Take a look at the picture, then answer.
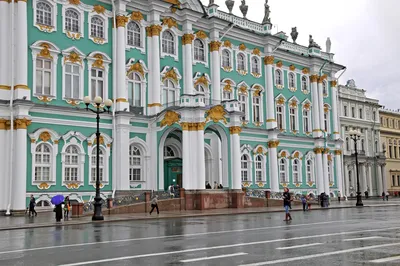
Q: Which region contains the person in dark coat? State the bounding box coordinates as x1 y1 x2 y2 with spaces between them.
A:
55 203 63 222
282 187 292 221
64 196 71 220
29 195 37 217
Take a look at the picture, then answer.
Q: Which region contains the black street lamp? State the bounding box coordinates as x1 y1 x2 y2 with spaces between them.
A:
349 129 363 207
83 96 112 220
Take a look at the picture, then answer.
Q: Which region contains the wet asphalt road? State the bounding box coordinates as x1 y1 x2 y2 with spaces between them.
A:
0 206 400 265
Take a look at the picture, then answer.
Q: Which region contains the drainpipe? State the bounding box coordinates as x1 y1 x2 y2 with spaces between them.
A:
6 0 15 215
219 23 235 41
110 0 117 196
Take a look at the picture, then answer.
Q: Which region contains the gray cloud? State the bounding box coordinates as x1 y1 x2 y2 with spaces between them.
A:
200 0 400 108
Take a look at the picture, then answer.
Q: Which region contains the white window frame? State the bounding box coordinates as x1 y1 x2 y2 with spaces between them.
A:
250 55 261 77
306 159 314 182
301 75 309 94
238 93 249 122
160 66 182 106
322 80 328 97
126 20 146 54
279 158 288 183
289 101 299 132
88 12 109 44
324 105 331 133
253 96 261 124
292 158 302 184
61 131 86 188
87 133 112 186
276 95 286 131
127 72 144 107
193 37 209 67
62 5 84 39
236 51 248 75
221 48 233 72
328 160 334 183
129 145 143 182
62 48 85 102
275 69 283 88
302 107 312 134
288 72 297 91
193 72 211 105
254 154 266 182
241 154 251 182
160 28 180 61
221 79 236 101
87 52 111 101
33 0 57 33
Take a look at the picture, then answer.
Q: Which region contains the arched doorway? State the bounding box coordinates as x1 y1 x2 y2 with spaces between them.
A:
160 129 183 191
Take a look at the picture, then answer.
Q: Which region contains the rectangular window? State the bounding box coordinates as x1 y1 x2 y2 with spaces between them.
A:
223 91 232 100
289 108 296 131
303 110 309 133
253 97 260 123
359 108 363 119
324 113 328 132
65 64 80 99
392 175 396 186
373 111 376 121
398 175 400 186
91 69 104 99
241 161 248 181
351 107 355 118
239 94 247 121
344 106 348 116
277 106 283 130
130 168 141 181
128 81 141 107
36 58 52 95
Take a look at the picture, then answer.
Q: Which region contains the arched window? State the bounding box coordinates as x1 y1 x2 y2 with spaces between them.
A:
323 81 328 96
303 109 310 133
222 50 231 68
162 79 176 107
241 155 249 181
251 57 260 74
65 9 79 33
36 1 52 26
289 73 296 88
275 70 283 85
127 21 141 47
255 155 263 181
127 72 142 107
346 137 350 151
164 146 175 157
277 105 284 130
162 31 175 55
293 159 300 183
129 145 142 181
306 160 313 182
64 145 79 182
91 16 104 38
237 53 246 71
195 84 208 104
301 76 308 91
279 158 287 183
91 148 104 182
194 39 205 62
35 143 51 181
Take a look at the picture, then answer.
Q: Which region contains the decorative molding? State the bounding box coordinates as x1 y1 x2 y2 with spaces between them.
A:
302 68 309 74
93 5 105 14
264 56 274 65
115 15 129 28
15 118 32 129
268 140 280 148
223 40 232 48
239 43 246 51
229 126 242 135
181 33 195 45
310 74 318 83
160 111 180 127
145 24 162 37
205 105 227 124
130 11 144 21
210 41 221 52
252 48 261 56
195 30 207 39
162 17 178 29
276 61 283 68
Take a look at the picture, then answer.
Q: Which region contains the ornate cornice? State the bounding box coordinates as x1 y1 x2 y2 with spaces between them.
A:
181 33 195 45
229 126 242 135
210 41 221 52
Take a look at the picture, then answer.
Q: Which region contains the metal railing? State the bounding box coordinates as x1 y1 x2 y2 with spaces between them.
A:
113 192 146 207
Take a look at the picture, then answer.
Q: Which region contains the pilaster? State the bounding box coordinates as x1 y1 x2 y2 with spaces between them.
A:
146 24 162 115
310 75 321 137
344 163 350 196
360 163 367 193
210 29 221 102
330 80 339 139
367 164 373 195
314 147 324 194
382 163 387 192
0 1 9 101
114 14 129 111
114 114 130 190
264 56 277 129
317 75 326 132
377 164 383 195
196 123 206 189
334 150 343 195
0 119 9 210
230 126 242 190
322 148 330 195
267 138 279 192
182 22 194 95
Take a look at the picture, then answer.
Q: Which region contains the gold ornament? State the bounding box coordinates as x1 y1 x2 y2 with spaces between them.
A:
147 103 162 107
324 104 329 113
239 43 246 51
239 86 247 95
194 75 208 87
256 147 263 154
14 118 31 129
163 0 181 6
93 5 106 14
162 68 178 83
276 97 285 105
268 140 280 148
264 56 274 65
314 147 324 154
160 110 180 127
39 43 53 59
66 31 81 40
127 61 145 77
334 150 342 155
276 61 283 68
310 74 319 83
223 40 232 48
205 105 228 124
307 181 315 187
39 131 51 142
303 102 311 110
114 15 129 28
145 25 162 37
130 11 144 21
92 54 104 69
229 126 242 135
195 30 207 39
181 33 194 45
223 80 232 92
280 151 287 158
331 80 337 87
289 65 296 71
318 74 328 83
253 87 261 97
302 68 309 74
289 101 297 108
38 182 50 190
162 17 178 29
67 183 79 189
293 151 300 158
210 41 221 52
68 0 80 5
64 52 82 65
94 135 104 145
252 48 261 56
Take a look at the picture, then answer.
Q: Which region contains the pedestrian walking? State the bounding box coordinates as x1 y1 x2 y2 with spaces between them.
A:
149 195 159 215
213 181 218 189
306 195 312 210
301 195 307 211
29 195 37 217
283 187 292 221
63 196 71 220
206 182 212 189
168 184 175 198
337 191 341 203
386 191 389 201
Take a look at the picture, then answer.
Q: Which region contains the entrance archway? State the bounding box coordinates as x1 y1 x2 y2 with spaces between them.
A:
159 128 182 191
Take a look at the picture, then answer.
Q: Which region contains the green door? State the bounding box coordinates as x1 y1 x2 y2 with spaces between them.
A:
164 158 183 191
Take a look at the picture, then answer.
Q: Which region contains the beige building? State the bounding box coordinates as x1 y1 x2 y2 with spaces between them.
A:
380 109 400 195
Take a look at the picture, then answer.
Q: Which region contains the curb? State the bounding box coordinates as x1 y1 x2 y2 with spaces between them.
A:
0 204 399 232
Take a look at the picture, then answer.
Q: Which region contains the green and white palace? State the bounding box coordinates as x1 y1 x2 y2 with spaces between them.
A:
0 0 346 212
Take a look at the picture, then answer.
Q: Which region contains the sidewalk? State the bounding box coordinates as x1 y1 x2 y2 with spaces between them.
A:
0 198 399 231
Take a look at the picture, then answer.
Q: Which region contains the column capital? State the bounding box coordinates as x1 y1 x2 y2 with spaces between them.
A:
268 140 280 148
181 122 206 131
331 80 338 87
181 33 195 45
323 148 330 154
229 126 242 135
14 118 32 130
0 119 9 130
146 24 162 37
210 41 222 52
334 150 342 155
114 15 129 28
318 74 328 83
310 74 319 83
264 56 274 65
314 147 324 154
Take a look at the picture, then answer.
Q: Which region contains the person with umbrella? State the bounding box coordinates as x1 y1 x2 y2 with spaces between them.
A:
51 195 64 222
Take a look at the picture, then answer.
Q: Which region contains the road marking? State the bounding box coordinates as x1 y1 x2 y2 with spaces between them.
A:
58 227 400 266
343 236 383 242
239 243 400 266
276 243 322 250
180 252 247 263
370 255 400 263
0 220 348 255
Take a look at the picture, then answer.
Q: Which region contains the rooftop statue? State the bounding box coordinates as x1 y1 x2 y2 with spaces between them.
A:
239 0 248 19
326 37 331 53
308 35 321 49
346 79 356 88
291 27 298 44
225 0 234 14
262 0 271 24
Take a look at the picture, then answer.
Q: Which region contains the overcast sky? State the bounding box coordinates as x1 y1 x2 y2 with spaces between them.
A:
200 0 400 109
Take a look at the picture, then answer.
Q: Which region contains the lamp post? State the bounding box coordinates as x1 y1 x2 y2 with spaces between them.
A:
83 96 112 220
349 129 363 207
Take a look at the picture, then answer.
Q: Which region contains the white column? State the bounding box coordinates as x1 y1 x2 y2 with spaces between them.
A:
114 115 130 190
315 148 324 194
147 24 162 115
268 140 279 192
344 163 350 196
377 164 383 195
367 164 373 195
230 126 242 190
211 135 221 185
146 30 153 112
331 81 339 139
115 16 129 111
197 127 205 189
317 79 325 132
210 30 221 102
360 163 367 193
351 165 356 190
310 75 321 137
335 150 343 195
322 151 330 194
182 125 194 189
264 56 277 129
0 1 9 100
0 121 6 210
14 0 29 100
12 119 31 210
182 24 194 95
382 164 387 192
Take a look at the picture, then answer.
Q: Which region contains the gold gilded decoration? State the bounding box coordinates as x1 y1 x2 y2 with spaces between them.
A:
116 98 128 103
160 110 180 127
93 135 104 145
210 41 221 52
0 119 9 130
223 40 232 48
14 84 30 90
254 121 262 127
39 131 51 142
54 140 59 144
0 85 11 90
38 25 54 33
280 151 287 158
334 150 342 155
328 154 332 161
68 0 80 5
266 119 276 122
237 69 248 76
38 96 52 102
239 43 246 51
264 56 274 65
206 105 228 124
180 122 205 131
276 97 285 105
318 74 328 83
30 139 36 143
229 126 242 135
223 66 232 72
145 25 162 37
93 37 105 44
147 103 163 107
162 68 178 83
256 147 263 154
38 182 50 190
331 80 337 87
276 61 283 68
127 62 145 77
195 30 207 39
107 143 111 147
253 86 261 97
162 17 178 29
66 31 81 40
223 80 232 92
281 183 288 188
130 11 144 21
324 148 330 154
64 52 82 65
314 147 324 154
163 0 181 6
303 102 311 110
324 104 329 113
242 182 250 188
258 182 265 188
251 72 261 78
329 182 334 187
289 101 297 108
88 141 92 146
310 74 318 83
181 33 195 45
171 6 177 13
268 140 280 148
239 86 247 95
93 5 106 14
307 181 315 187
92 54 104 69
115 15 129 28
293 151 300 159
302 68 309 74
66 183 80 189
252 48 261 56
194 75 209 87
289 65 296 71
39 43 53 59
15 118 31 130
295 183 301 188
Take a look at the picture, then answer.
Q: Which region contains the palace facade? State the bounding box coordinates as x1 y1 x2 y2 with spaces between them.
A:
0 0 345 212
